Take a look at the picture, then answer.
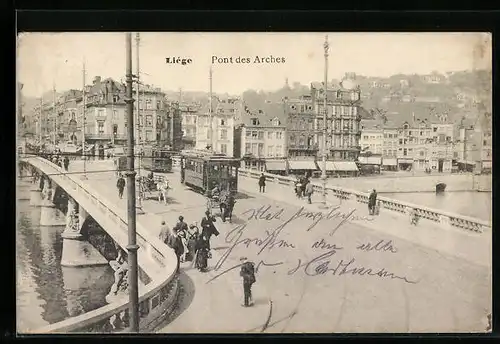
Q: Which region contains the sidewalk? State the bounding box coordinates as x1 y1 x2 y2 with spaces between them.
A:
68 161 271 333
238 177 491 268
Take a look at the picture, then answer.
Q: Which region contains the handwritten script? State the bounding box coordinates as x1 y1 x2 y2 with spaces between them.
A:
208 205 417 285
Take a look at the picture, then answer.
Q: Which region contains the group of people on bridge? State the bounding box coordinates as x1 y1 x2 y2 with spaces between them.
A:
160 211 219 274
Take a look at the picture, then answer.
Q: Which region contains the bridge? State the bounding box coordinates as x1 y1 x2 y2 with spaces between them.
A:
19 156 492 333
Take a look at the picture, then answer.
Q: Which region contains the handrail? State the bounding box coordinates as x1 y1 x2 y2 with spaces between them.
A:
23 157 179 333
238 168 490 233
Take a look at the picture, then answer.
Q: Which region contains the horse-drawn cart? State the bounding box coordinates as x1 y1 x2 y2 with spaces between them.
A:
137 174 171 203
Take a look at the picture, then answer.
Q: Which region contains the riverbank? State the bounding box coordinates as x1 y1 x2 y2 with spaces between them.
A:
326 173 491 193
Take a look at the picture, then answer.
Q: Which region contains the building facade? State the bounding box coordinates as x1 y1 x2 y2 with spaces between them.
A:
179 102 200 150
238 102 287 172
310 79 362 161
195 96 239 156
283 96 318 159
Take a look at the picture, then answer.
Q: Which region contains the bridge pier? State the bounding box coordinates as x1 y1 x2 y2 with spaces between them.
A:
60 196 109 267
29 185 43 206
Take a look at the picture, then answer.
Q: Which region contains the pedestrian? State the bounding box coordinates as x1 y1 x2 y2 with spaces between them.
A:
63 156 70 171
201 210 219 249
159 220 171 243
304 181 314 204
116 174 126 199
167 231 185 273
184 224 199 262
173 216 188 236
258 173 266 193
240 257 256 307
194 234 210 272
368 189 377 215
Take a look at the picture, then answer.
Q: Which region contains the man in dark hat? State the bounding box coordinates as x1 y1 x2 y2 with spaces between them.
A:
240 257 256 307
173 215 188 236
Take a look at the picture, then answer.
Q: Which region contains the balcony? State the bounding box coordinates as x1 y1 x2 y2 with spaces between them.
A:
288 144 319 151
84 133 127 141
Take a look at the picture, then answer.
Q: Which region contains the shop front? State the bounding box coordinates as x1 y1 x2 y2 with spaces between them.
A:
357 156 382 175
287 160 318 178
265 159 287 176
321 161 359 178
397 158 414 171
382 157 398 171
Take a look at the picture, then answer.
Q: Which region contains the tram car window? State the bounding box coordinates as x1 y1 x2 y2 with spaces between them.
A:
180 150 240 196
140 145 174 173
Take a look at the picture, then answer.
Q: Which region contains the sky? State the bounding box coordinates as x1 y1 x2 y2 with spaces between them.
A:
17 32 492 98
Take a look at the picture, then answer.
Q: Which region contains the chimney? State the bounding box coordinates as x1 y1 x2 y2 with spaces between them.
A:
93 76 101 84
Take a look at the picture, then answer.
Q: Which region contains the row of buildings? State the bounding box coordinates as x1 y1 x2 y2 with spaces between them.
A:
22 74 491 176
23 76 183 151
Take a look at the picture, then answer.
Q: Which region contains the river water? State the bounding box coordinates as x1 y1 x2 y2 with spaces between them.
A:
16 181 115 333
381 191 492 222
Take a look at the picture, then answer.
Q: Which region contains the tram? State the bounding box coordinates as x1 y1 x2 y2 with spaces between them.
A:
180 150 240 195
141 146 174 173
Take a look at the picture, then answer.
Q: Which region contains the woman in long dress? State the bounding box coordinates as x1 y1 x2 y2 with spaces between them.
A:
194 234 210 272
185 224 199 262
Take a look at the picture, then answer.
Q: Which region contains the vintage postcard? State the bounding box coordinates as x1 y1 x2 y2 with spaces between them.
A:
16 32 492 334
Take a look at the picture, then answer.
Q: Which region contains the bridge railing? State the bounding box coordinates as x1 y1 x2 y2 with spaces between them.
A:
238 168 490 234
24 157 179 333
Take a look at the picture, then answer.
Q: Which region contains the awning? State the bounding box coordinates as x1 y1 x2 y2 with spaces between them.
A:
482 161 492 168
382 158 397 166
265 160 287 171
398 158 413 164
358 156 382 165
458 160 477 165
322 161 359 172
288 160 318 171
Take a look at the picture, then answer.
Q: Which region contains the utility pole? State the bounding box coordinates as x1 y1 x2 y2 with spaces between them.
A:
135 33 143 210
53 82 57 146
209 65 213 151
82 60 87 179
125 32 140 333
39 97 43 144
320 35 329 209
135 33 141 146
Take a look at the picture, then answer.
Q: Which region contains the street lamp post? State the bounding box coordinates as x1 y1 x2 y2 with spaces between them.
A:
125 32 140 333
320 35 329 209
82 61 88 179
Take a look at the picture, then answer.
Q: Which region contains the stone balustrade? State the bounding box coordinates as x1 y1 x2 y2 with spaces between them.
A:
22 157 179 333
238 168 490 234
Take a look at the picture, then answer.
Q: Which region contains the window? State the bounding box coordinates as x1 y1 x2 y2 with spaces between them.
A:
258 143 264 156
220 144 227 154
146 131 153 141
146 115 153 127
268 145 274 157
98 121 104 134
403 148 407 156
433 127 437 132
251 118 259 125
267 132 273 139
245 143 251 153
146 99 152 110
483 140 487 146
220 119 225 126
276 131 282 139
206 130 210 139
399 139 403 144
113 95 119 103
220 129 227 140
273 118 280 126
258 131 264 140
409 131 412 136
98 109 105 117
251 131 258 139
251 143 258 155
276 145 282 156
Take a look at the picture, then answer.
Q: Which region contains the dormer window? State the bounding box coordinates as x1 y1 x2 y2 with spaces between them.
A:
272 118 281 126
251 118 260 126
403 123 409 129
113 95 119 103
258 110 263 114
